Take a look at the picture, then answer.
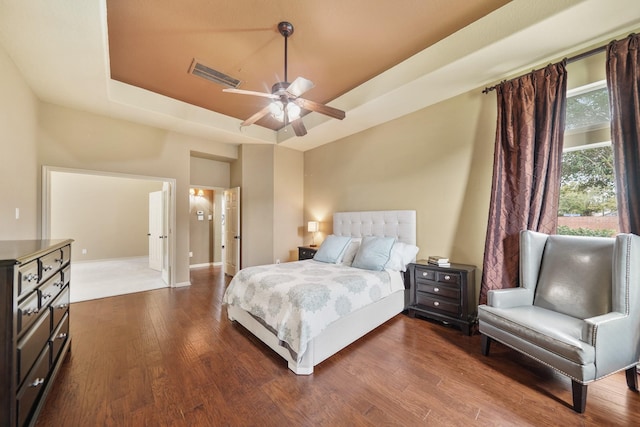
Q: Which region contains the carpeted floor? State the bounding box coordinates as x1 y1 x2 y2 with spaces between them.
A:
70 257 168 302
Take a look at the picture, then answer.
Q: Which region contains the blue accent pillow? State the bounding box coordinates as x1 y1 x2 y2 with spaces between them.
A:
313 235 353 263
352 236 396 271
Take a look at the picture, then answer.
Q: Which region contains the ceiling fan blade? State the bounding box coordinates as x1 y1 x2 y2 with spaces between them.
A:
291 118 307 136
241 105 272 127
223 88 278 99
294 98 346 120
286 77 314 98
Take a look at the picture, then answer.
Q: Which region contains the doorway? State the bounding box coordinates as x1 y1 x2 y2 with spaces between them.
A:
42 166 176 301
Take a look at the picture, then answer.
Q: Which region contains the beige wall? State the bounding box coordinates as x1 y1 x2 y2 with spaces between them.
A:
274 146 304 262
190 156 230 188
50 172 163 261
235 144 304 267
0 43 39 239
305 88 497 288
37 102 238 286
238 145 275 267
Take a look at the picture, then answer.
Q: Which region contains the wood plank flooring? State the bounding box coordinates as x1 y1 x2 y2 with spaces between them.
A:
36 266 640 426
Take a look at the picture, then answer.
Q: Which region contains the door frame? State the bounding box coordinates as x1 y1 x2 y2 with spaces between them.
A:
41 165 177 286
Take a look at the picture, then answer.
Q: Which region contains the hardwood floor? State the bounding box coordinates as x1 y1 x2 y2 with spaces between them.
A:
36 266 640 426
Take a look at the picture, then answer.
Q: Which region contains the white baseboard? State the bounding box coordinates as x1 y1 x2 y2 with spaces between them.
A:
173 281 191 288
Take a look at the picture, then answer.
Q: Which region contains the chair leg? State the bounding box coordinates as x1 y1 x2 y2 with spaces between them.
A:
571 380 587 413
625 366 638 391
481 334 491 356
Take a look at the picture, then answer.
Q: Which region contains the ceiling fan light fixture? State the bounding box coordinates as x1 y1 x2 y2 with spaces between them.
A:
269 101 285 121
287 102 301 121
269 100 301 122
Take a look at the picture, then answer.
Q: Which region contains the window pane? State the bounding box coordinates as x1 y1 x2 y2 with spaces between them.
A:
565 86 610 131
557 145 618 237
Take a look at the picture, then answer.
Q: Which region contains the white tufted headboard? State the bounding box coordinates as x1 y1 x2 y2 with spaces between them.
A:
332 210 416 245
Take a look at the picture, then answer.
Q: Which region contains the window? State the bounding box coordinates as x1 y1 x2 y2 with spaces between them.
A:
558 81 618 237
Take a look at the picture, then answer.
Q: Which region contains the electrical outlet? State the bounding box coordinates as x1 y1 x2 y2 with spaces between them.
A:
189 251 193 257
82 249 87 255
275 259 280 264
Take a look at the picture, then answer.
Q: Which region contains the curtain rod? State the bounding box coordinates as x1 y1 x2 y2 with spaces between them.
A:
481 44 608 94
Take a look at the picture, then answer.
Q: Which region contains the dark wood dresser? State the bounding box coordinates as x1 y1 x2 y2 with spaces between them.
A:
0 239 73 427
298 246 318 260
407 260 477 335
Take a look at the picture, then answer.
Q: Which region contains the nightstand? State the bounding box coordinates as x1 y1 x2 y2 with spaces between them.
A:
298 246 317 260
407 261 477 335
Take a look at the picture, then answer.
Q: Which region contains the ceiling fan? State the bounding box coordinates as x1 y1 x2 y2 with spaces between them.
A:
223 21 346 137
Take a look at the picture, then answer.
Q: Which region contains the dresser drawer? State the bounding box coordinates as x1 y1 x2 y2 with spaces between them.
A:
17 310 51 386
50 286 70 330
18 260 40 298
16 346 50 427
39 272 64 309
50 313 69 366
416 282 460 300
17 292 40 337
39 249 63 284
62 264 71 286
60 245 71 266
415 293 460 316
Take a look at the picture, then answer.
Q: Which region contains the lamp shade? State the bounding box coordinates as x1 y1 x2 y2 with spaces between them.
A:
307 221 319 233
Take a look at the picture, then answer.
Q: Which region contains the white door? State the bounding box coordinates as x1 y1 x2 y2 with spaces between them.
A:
223 187 240 276
148 191 163 272
161 182 170 283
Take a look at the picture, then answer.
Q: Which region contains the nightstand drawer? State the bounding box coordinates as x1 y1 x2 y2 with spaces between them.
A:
416 282 459 300
416 293 459 315
415 268 436 281
437 271 460 285
298 246 317 260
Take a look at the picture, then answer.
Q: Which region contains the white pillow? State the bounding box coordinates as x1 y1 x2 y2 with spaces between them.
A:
339 238 362 266
352 236 396 271
384 241 420 271
313 235 352 263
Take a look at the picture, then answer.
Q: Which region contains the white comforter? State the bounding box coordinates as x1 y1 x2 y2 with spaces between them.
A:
223 260 398 361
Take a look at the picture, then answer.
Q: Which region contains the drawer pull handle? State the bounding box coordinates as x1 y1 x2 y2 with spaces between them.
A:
56 332 68 340
24 308 39 316
444 275 450 280
422 272 428 277
54 258 64 264
433 301 440 307
29 378 45 388
434 287 439 292
54 281 64 288
42 293 53 301
25 273 39 282
57 303 68 309
43 265 53 272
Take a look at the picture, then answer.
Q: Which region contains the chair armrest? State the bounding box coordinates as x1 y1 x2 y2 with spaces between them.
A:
582 312 638 375
581 312 627 344
487 287 534 308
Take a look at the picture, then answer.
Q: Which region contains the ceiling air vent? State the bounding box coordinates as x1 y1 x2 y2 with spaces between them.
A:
188 59 241 89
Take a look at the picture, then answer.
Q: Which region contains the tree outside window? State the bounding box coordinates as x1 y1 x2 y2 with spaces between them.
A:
558 82 618 237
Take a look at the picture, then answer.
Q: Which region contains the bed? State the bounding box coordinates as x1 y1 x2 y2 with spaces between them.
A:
223 210 417 374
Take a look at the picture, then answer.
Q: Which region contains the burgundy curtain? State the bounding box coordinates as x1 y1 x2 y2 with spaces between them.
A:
479 62 567 305
607 33 640 235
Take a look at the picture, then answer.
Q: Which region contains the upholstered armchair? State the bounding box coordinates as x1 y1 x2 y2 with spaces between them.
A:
479 230 640 413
